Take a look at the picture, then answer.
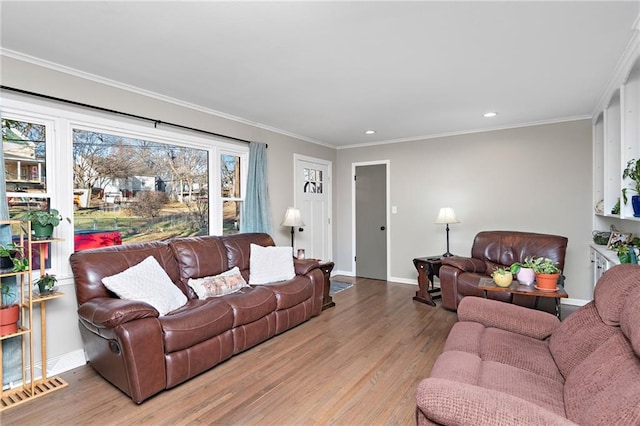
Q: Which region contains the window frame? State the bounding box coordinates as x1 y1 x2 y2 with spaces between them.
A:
2 96 249 278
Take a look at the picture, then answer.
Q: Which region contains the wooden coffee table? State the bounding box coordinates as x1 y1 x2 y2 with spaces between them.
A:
478 278 568 319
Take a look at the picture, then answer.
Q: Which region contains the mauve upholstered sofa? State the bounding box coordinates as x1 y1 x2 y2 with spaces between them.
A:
70 233 326 403
416 263 640 425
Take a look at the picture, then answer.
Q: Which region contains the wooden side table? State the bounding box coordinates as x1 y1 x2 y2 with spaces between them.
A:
318 261 335 310
413 256 442 306
478 278 568 319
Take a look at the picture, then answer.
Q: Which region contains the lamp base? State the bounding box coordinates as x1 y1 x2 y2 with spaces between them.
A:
442 252 454 257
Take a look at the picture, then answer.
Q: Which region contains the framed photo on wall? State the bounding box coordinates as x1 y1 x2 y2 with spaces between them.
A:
607 231 633 249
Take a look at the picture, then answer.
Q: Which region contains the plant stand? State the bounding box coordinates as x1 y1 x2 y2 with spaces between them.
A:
0 223 67 411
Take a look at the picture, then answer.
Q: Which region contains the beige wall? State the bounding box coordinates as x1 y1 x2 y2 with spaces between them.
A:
336 120 594 301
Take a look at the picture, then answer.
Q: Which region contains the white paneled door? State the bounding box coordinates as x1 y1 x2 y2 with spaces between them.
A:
294 155 332 261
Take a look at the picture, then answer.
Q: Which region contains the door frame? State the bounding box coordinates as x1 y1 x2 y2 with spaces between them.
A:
293 154 333 261
352 160 390 280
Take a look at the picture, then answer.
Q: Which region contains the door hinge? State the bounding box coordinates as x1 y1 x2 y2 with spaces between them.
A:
354 256 356 262
354 175 356 181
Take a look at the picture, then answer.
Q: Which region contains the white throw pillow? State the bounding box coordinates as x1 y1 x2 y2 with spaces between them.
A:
249 244 295 285
102 256 187 316
189 266 249 298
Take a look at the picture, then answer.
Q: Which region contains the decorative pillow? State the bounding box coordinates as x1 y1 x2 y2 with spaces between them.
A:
102 256 187 316
249 243 295 285
188 266 249 298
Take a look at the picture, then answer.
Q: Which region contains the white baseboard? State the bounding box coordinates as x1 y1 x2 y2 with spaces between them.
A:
4 349 86 391
562 298 589 307
331 269 353 277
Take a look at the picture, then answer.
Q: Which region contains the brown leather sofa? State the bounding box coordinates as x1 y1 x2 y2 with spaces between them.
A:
439 231 568 313
416 264 640 425
69 233 326 403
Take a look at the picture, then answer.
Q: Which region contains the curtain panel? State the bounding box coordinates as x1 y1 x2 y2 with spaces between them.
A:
241 142 271 234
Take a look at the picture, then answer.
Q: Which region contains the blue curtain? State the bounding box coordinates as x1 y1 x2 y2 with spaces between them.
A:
0 132 21 386
241 142 271 234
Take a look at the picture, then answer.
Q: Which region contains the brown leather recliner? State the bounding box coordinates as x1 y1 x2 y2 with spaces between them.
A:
439 230 568 313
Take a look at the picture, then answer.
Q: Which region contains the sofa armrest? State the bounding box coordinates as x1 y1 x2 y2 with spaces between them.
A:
416 378 576 426
441 256 487 274
458 296 560 339
78 297 159 329
293 258 321 276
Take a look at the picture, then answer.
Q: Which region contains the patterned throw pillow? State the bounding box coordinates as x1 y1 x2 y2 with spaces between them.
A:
189 267 249 298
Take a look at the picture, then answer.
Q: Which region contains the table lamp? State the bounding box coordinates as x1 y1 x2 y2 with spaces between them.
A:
435 207 460 257
281 207 305 248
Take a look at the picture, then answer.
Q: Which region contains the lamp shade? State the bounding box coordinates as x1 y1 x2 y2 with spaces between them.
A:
281 207 305 227
435 207 460 224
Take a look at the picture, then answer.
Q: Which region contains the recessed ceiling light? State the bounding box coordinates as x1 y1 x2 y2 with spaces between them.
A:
364 130 376 135
483 112 498 118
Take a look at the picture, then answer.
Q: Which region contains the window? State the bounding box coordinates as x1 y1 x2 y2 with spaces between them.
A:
2 99 248 272
72 129 211 248
221 153 242 234
3 118 51 218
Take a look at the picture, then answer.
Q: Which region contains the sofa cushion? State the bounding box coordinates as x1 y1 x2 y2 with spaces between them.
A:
261 276 313 310
101 256 187 316
248 243 295 284
549 301 618 378
444 321 563 383
188 267 249 298
223 286 277 327
221 233 275 277
563 331 640 425
159 298 234 353
620 286 640 357
594 263 640 325
169 235 229 292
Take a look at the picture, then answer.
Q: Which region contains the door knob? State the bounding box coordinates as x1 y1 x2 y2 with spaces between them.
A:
380 226 386 231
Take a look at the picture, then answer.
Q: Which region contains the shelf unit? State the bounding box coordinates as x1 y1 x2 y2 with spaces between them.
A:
0 221 67 411
593 19 640 244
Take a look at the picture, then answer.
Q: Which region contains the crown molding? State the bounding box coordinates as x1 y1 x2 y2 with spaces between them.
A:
0 49 335 149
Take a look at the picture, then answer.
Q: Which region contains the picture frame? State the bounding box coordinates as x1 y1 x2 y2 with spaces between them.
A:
607 231 633 249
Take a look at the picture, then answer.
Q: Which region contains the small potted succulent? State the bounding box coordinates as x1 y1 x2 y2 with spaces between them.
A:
22 208 70 240
35 273 58 295
491 267 513 288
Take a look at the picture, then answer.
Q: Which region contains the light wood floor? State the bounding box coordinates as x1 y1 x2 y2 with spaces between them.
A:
2 277 459 426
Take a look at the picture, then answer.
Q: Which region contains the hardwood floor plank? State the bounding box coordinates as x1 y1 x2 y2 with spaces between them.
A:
1 278 458 425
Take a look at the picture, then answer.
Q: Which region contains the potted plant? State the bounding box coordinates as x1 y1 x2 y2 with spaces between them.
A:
0 282 19 336
22 208 70 240
35 273 57 294
0 243 28 272
531 257 562 291
509 257 537 285
491 267 513 287
622 158 640 217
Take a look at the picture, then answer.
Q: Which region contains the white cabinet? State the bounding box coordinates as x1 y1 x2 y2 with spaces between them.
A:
590 245 618 289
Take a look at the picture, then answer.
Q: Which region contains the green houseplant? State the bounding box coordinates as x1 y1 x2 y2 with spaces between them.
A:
622 158 640 217
509 257 537 285
35 273 57 294
0 243 29 272
491 267 513 288
0 282 19 336
531 257 561 291
22 208 70 240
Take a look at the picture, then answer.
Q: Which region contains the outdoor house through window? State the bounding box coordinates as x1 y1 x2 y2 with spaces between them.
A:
72 129 211 250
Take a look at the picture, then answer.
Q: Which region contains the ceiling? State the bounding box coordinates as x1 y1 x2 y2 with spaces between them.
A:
1 1 638 148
